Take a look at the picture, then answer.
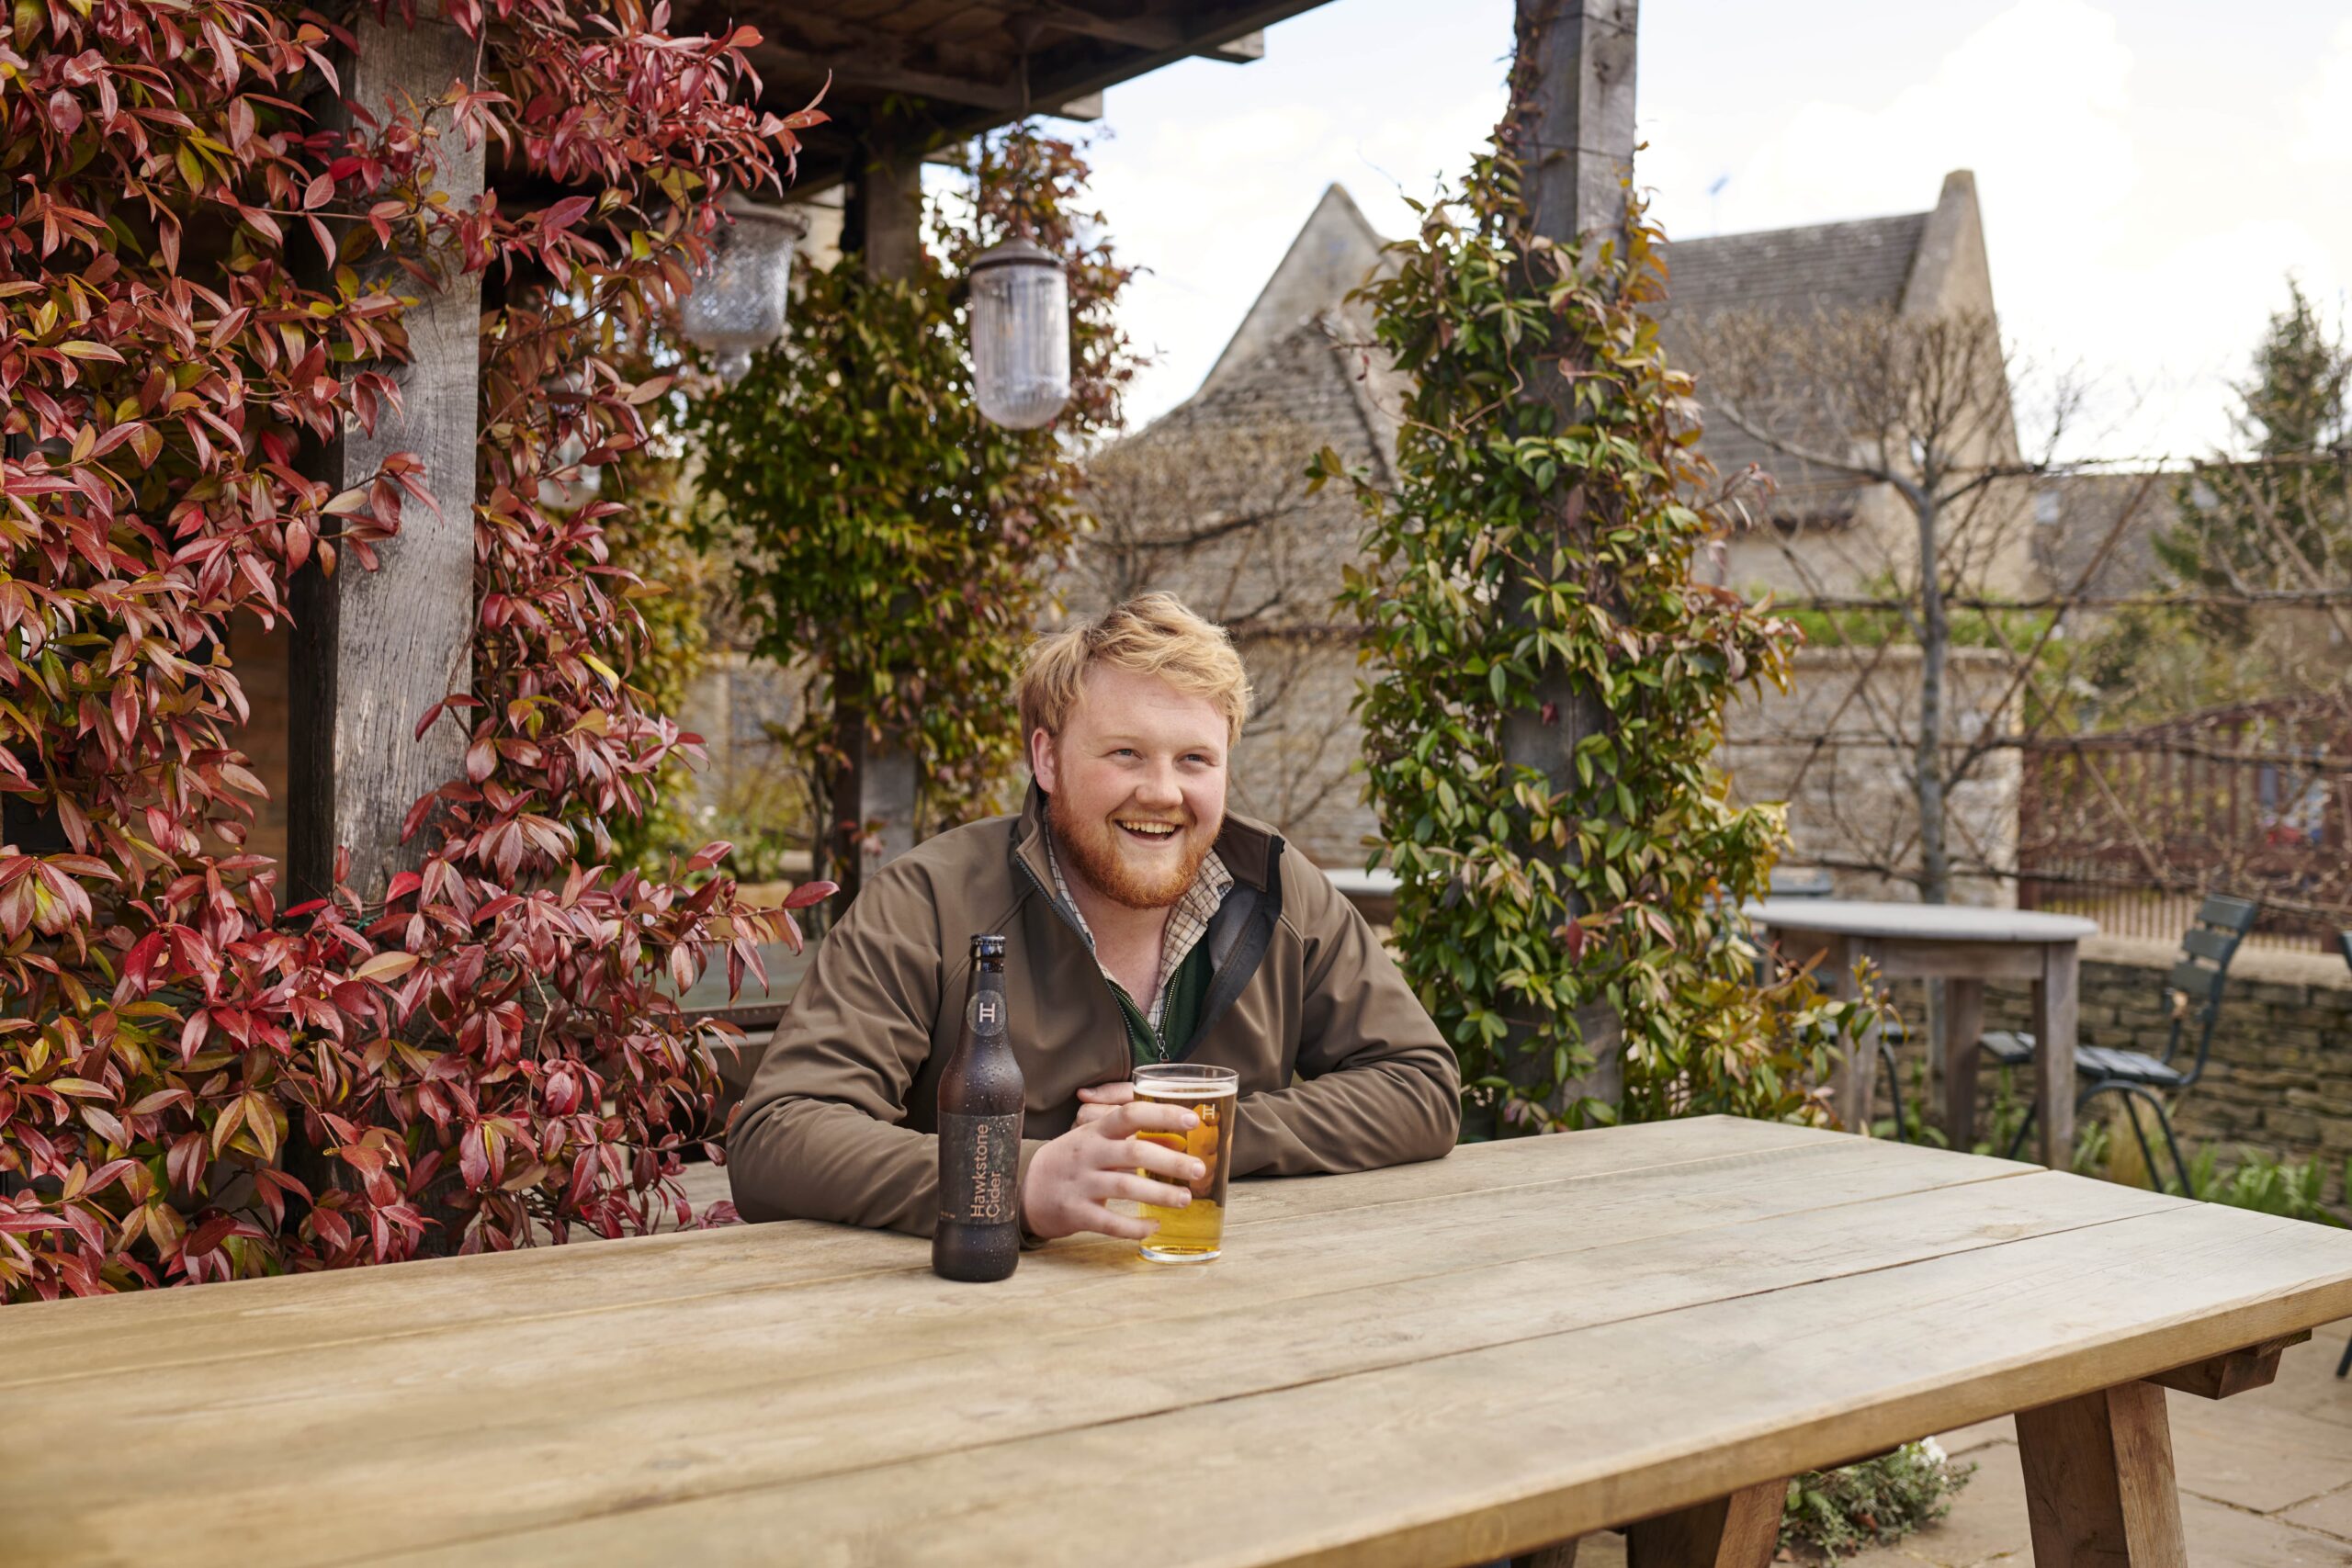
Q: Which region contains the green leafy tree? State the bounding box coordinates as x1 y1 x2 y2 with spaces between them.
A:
1318 134 1835 1133
2153 279 2350 648
2084 281 2352 724
692 130 1137 883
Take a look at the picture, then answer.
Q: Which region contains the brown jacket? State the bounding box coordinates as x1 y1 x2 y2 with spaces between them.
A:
729 789 1460 1235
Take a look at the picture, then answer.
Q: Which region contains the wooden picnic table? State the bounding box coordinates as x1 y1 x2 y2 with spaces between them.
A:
1750 897 2099 1168
6 1116 2350 1566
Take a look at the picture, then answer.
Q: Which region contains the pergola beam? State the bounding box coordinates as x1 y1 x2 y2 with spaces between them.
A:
1031 1 1185 51
752 41 1104 118
1031 2 1263 61
755 42 1026 114
734 1 1329 198
1498 0 1639 1120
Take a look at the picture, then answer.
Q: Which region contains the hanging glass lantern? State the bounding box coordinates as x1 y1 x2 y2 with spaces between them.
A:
679 197 808 381
969 237 1070 430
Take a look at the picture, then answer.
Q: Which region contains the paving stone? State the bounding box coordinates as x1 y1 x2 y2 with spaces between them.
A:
1840 1439 2352 1568
2179 1495 2352 1565
1570 1530 1625 1566
2170 1379 2352 1514
2284 1484 2352 1542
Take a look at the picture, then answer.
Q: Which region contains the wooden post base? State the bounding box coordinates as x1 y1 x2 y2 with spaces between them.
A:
1625 1477 1787 1568
2017 1382 2187 1565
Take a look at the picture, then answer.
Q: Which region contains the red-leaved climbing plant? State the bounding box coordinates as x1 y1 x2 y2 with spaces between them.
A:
0 0 826 1300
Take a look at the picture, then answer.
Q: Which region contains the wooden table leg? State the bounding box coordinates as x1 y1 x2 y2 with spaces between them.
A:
1624 1477 1786 1568
2016 1382 2186 1565
2033 941 2080 1170
1942 976 1984 1151
1508 1540 1579 1567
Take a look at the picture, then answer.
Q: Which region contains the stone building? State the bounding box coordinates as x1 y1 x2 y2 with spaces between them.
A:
1663 170 2034 604
220 174 2036 899
1081 173 2035 897
1060 184 1405 868
1666 172 2032 903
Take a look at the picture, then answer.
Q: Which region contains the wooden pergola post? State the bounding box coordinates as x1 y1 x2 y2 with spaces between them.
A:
1500 0 1638 1117
289 14 482 906
823 143 925 903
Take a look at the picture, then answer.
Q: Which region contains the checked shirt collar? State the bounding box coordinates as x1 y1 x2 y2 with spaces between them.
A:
1044 827 1233 1031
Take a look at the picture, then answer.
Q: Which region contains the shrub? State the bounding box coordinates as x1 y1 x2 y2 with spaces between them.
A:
1317 114 1808 1131
1781 1439 1974 1562
0 0 825 1298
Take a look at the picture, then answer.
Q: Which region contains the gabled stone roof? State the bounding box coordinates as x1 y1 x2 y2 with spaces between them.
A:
1200 183 1391 398
1658 213 1930 516
1666 212 1930 325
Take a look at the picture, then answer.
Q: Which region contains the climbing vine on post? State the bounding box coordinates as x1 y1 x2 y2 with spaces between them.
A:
0 0 825 1301
693 129 1138 861
1320 140 1836 1134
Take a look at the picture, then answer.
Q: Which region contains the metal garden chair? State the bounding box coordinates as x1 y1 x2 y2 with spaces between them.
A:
1980 893 2261 1192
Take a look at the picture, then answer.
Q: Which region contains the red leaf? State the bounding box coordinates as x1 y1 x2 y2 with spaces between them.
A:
540 195 593 232
781 880 838 910
186 1214 235 1257
1560 919 1588 961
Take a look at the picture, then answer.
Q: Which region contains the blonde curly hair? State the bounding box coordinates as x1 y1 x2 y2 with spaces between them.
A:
1018 594 1253 748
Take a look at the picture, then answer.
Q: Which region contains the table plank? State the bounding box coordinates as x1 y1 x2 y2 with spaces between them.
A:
375 1201 2352 1568
0 1115 1830 1391
8 1153 2151 1565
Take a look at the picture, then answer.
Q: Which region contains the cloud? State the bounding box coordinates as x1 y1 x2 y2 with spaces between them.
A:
1646 0 2134 247
1640 0 2350 458
2294 18 2352 164
1088 0 2349 457
1094 90 1504 427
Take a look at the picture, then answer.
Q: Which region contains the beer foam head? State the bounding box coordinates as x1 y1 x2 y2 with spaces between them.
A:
1134 1066 1238 1098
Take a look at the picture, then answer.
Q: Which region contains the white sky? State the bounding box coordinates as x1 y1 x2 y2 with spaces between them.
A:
1080 0 2352 462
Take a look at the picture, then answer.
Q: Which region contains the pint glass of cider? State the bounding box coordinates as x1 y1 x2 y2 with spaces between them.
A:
1132 1063 1238 1263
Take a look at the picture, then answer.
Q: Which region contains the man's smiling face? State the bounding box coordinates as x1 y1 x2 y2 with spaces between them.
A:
1032 663 1229 910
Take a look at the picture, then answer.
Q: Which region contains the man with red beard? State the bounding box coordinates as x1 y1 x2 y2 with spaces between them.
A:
729 594 1459 1243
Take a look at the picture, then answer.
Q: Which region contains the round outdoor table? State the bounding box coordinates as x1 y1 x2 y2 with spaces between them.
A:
1747 899 2099 1168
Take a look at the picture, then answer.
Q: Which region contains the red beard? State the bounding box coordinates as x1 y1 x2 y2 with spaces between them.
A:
1047 786 1218 910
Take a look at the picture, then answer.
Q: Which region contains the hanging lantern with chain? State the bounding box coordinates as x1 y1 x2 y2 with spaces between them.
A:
679 196 809 381
968 234 1070 430
967 19 1072 432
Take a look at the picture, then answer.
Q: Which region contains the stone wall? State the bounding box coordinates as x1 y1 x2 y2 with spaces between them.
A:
1936 937 2352 1197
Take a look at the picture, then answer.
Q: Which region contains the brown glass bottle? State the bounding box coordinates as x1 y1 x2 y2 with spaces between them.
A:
933 933 1025 1281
